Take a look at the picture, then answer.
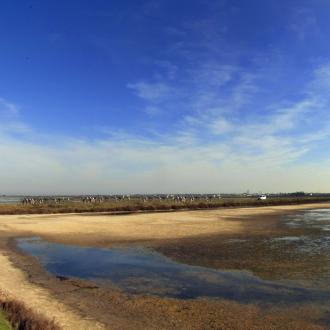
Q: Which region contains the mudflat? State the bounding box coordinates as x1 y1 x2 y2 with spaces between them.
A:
0 203 330 329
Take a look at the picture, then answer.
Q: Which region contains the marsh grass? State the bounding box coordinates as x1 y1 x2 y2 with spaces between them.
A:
0 300 60 330
0 197 329 215
0 311 11 330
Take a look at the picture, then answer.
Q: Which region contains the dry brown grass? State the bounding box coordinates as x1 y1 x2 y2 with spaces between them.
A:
0 299 60 330
0 197 329 215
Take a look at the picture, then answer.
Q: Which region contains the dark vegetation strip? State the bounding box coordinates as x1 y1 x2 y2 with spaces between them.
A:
0 299 60 330
0 197 329 215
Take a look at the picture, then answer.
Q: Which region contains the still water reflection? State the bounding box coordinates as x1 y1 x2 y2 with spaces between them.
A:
17 236 330 304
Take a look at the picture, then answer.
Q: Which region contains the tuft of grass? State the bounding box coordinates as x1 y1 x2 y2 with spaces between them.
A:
0 311 11 330
0 299 60 330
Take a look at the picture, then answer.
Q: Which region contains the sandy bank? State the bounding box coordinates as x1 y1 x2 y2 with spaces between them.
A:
0 202 329 246
0 252 105 330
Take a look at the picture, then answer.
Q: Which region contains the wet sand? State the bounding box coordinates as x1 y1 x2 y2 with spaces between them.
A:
0 203 330 329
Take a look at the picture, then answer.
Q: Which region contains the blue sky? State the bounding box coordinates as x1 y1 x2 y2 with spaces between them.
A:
1 0 330 194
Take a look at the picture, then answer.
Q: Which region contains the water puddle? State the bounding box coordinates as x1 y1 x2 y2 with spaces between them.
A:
17 237 330 304
274 209 330 256
285 209 330 231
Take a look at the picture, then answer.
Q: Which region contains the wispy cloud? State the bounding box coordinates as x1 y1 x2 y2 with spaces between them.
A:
0 98 31 136
2 60 330 194
290 7 320 41
209 118 233 135
3 1 330 195
127 81 172 103
0 98 20 116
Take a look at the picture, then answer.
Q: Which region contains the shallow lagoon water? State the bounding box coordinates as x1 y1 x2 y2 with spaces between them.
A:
276 209 330 257
17 236 330 305
285 208 330 231
16 208 330 305
0 196 23 204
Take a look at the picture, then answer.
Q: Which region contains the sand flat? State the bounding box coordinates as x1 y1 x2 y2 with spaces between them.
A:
1 203 330 243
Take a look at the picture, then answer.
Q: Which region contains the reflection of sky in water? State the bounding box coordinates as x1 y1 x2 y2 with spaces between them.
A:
270 236 330 255
285 209 330 231
275 209 330 254
272 236 303 242
0 196 23 204
17 237 330 305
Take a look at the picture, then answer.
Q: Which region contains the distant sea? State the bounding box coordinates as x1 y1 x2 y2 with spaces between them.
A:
0 196 23 204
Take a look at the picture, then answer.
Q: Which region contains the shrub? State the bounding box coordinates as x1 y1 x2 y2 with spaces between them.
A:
0 299 60 330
